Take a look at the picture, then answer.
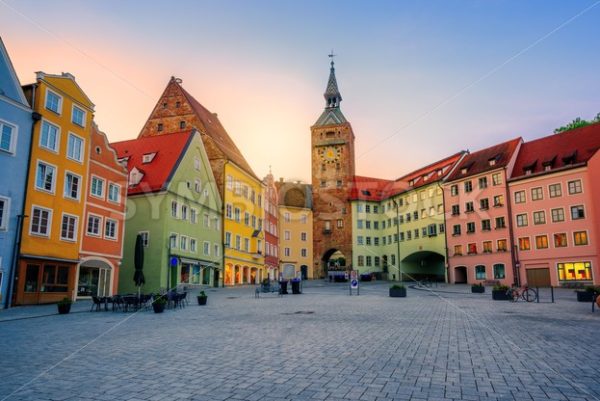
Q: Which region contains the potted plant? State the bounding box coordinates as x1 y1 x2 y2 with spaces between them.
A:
389 284 406 298
57 297 73 314
491 284 511 301
197 290 208 305
152 294 167 313
575 286 599 302
471 282 485 293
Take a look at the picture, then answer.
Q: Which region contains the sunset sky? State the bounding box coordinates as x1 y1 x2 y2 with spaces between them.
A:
2 0 599 182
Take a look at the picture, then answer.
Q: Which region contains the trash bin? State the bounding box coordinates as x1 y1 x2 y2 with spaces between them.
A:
291 279 301 294
279 280 288 295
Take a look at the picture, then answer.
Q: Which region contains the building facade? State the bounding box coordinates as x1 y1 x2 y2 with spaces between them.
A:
77 124 127 299
263 171 279 279
277 180 313 280
15 72 94 305
138 77 265 285
508 124 600 286
311 60 355 278
0 38 33 308
112 130 222 293
444 138 522 285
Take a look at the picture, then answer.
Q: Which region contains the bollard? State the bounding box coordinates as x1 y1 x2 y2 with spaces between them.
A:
593 292 597 313
551 286 554 303
536 287 540 303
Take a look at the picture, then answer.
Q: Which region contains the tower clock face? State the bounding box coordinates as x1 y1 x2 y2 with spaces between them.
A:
320 146 341 163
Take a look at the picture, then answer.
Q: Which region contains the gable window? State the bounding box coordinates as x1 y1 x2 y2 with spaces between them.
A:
67 134 84 162
31 207 51 236
549 183 562 198
40 121 59 152
86 214 101 236
60 214 78 241
0 120 16 153
157 123 163 132
72 105 86 127
568 180 582 194
108 183 121 203
64 172 81 200
90 177 105 198
45 90 62 114
36 161 56 193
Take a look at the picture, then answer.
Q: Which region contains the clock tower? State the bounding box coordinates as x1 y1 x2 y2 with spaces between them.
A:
311 57 355 278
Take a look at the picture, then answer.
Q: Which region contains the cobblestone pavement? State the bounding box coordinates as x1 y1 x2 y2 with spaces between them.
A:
0 282 598 401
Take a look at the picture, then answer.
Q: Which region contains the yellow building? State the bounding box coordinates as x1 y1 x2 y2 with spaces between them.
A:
277 181 314 279
223 164 265 285
16 72 94 305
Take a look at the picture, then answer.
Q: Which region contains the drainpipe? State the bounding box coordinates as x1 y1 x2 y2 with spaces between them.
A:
505 167 519 286
6 99 41 308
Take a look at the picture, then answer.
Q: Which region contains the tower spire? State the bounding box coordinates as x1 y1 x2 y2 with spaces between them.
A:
324 50 342 109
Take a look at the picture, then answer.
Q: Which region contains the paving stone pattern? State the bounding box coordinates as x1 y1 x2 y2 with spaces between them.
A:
0 283 599 401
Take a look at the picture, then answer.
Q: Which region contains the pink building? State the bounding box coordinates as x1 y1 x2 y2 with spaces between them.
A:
263 171 279 279
508 123 600 287
444 138 522 285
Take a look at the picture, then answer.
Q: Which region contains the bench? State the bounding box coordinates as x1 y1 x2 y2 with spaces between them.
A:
255 282 282 298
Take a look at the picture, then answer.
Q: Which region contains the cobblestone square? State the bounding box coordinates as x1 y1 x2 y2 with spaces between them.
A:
1 282 599 401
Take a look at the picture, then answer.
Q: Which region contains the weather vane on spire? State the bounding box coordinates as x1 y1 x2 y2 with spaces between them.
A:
328 49 336 66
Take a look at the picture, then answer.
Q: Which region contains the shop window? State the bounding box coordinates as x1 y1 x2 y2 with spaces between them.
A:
41 265 69 292
558 261 592 281
25 264 40 292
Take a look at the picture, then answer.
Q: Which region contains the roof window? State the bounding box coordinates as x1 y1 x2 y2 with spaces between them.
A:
142 152 157 164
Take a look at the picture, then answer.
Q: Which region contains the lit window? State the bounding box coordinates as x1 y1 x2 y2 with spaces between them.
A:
573 231 588 246
535 235 548 249
554 233 567 247
558 261 592 281
518 237 531 251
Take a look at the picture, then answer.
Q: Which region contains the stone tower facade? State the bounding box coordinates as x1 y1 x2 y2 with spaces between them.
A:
311 59 355 278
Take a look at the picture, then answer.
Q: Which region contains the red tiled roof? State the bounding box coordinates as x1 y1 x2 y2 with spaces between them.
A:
445 138 522 182
349 152 464 201
178 84 258 180
349 176 393 201
511 122 600 180
111 131 193 195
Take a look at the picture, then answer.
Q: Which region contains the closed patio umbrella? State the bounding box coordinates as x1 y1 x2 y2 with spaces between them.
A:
133 234 145 298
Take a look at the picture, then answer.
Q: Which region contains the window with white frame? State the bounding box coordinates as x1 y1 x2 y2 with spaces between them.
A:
181 205 188 220
225 232 231 247
60 214 78 241
214 244 220 257
87 214 101 236
0 120 16 153
31 207 51 236
194 157 201 171
105 219 117 239
171 201 178 218
204 214 210 227
36 161 56 192
191 209 198 224
0 197 9 230
301 232 307 241
243 238 249 252
301 248 307 257
180 236 188 251
108 183 121 203
40 121 59 152
169 234 178 249
568 180 582 194
203 241 210 255
235 235 241 250
90 176 105 198
72 105 85 127
67 133 84 162
284 230 291 240
190 238 197 253
284 247 291 257
64 172 81 200
45 90 62 114
300 214 307 224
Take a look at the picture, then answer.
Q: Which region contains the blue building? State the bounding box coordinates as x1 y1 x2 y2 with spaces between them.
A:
0 38 33 308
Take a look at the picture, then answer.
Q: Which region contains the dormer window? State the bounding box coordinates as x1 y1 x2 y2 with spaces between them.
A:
118 157 129 164
562 151 577 165
489 159 496 166
361 190 371 196
142 152 157 164
157 123 163 132
461 168 467 175
129 167 144 186
523 160 537 175
179 121 186 129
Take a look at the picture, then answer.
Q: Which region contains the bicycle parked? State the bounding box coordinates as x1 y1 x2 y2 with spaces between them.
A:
506 284 538 302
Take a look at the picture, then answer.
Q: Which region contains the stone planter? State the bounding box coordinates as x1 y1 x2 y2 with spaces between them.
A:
576 291 595 302
389 287 407 297
152 303 165 313
197 296 208 305
492 290 511 301
471 286 485 293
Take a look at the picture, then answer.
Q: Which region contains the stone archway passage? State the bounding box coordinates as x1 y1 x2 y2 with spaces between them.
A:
401 250 445 282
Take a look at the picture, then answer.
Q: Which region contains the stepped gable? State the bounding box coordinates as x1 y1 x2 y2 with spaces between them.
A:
111 130 193 195
178 84 258 180
446 137 522 182
511 122 600 180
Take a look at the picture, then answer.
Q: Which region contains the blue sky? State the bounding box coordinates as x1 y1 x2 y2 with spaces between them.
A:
1 0 599 181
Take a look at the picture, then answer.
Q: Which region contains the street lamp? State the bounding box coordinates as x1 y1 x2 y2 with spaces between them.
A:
392 198 402 282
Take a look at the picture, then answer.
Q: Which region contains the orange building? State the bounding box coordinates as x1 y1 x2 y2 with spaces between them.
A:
77 124 127 299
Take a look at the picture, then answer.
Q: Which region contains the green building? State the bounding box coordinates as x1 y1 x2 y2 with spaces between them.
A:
112 130 222 293
351 153 464 281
